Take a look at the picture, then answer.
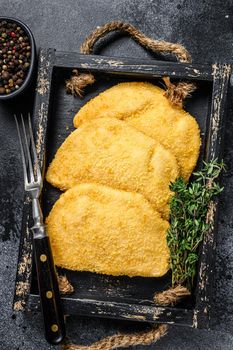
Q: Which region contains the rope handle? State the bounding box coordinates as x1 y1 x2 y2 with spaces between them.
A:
58 276 189 350
66 21 196 106
80 22 191 61
61 325 168 350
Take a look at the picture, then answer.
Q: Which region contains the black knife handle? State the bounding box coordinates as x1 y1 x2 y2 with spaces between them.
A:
32 226 66 345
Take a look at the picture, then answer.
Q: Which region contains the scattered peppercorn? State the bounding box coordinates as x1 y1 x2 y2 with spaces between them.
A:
0 20 31 95
2 71 9 79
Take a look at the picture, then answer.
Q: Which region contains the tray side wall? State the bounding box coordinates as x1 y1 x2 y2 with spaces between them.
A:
194 63 231 328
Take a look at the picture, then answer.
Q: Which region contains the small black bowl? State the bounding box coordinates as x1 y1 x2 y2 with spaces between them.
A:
0 17 36 100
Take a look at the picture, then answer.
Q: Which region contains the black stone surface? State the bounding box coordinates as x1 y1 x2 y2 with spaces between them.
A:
1 0 233 349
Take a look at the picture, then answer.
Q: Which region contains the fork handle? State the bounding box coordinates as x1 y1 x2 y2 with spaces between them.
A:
32 225 66 345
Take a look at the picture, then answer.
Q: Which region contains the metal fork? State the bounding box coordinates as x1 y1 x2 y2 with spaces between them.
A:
15 114 66 345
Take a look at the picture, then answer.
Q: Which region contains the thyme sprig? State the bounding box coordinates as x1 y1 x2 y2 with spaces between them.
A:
167 160 224 289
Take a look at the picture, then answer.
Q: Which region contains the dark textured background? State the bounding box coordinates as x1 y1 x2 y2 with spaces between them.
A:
1 0 233 349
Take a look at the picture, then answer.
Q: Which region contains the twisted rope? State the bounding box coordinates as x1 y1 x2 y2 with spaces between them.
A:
154 284 190 306
61 324 168 350
66 21 196 106
58 275 74 295
80 22 191 61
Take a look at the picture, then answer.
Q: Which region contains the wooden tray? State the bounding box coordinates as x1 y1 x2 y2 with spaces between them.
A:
13 48 231 329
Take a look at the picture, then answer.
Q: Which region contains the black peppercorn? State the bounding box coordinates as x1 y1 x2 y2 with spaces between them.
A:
15 78 23 85
0 20 31 95
2 71 9 79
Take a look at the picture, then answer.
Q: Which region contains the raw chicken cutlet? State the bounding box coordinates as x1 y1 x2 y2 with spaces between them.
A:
73 82 201 180
46 183 170 277
46 117 179 218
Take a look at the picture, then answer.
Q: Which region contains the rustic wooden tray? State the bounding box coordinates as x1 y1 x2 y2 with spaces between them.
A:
13 48 230 329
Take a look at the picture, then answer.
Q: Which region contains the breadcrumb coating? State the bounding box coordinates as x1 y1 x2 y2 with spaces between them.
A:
46 183 170 277
73 82 201 180
46 117 179 218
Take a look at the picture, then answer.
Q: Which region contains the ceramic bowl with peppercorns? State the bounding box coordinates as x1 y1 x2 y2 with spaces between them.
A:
0 17 36 100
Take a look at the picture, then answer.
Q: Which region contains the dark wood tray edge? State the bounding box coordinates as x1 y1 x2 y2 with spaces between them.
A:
28 294 194 327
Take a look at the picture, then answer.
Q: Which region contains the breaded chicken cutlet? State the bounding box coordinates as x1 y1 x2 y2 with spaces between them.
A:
46 183 170 277
46 117 179 218
73 82 201 180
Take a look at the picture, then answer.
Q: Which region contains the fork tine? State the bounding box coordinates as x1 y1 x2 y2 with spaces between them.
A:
28 113 42 183
14 114 29 187
21 113 35 184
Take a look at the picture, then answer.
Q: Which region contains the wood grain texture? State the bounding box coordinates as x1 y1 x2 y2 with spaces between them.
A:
29 294 194 327
55 52 213 80
194 64 231 329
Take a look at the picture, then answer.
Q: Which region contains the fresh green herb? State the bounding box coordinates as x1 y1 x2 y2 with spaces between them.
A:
167 159 224 289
